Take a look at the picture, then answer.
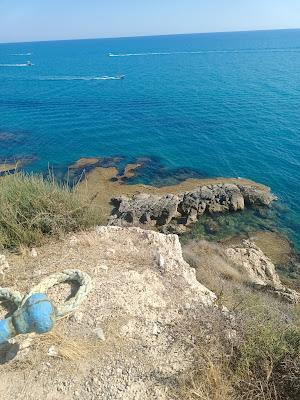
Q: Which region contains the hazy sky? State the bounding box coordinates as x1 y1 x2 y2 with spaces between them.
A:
1 0 300 43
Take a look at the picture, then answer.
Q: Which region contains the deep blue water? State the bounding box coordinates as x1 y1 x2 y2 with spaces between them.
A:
0 30 300 250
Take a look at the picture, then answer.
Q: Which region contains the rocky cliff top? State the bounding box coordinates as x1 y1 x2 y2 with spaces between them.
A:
0 226 297 399
0 227 217 400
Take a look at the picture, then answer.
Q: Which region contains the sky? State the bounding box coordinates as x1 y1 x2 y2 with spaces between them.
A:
1 0 300 43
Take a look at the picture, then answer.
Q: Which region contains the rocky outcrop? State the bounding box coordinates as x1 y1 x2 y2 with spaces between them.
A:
226 240 299 303
0 227 297 400
0 227 217 400
109 183 276 230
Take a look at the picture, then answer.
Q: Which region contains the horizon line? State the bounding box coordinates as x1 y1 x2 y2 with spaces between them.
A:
1 27 300 45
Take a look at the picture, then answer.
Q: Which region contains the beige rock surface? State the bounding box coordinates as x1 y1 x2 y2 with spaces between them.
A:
109 184 276 230
0 227 216 400
226 240 299 303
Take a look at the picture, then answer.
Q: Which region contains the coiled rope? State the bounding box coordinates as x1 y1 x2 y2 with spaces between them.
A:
0 288 22 308
0 269 93 318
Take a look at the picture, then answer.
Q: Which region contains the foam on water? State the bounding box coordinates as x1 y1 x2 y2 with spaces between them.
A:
108 47 300 57
0 63 33 67
11 53 32 56
38 76 124 81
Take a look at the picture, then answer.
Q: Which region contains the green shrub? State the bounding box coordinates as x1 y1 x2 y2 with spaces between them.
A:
0 173 102 249
233 299 300 399
181 239 300 400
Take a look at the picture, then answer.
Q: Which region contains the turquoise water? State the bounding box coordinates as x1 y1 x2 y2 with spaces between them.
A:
1 30 300 249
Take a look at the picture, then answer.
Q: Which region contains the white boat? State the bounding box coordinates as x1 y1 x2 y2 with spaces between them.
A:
26 61 33 66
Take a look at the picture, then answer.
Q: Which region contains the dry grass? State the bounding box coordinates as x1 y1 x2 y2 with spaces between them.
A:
36 329 98 361
0 172 103 249
181 239 300 400
183 359 234 400
183 240 248 294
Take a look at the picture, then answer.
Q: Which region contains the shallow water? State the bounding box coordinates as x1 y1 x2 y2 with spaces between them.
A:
0 30 300 249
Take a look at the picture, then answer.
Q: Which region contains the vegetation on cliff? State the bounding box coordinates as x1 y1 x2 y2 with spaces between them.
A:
0 173 101 249
182 240 300 400
0 171 299 399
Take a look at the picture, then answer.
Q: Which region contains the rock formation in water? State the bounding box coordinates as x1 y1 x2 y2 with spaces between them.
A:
109 183 276 231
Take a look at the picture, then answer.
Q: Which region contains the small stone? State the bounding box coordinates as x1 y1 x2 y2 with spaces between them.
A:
48 345 59 357
30 248 38 258
95 264 109 273
155 251 165 271
93 327 106 341
226 329 237 341
70 311 84 323
204 220 220 234
19 336 34 350
152 323 161 336
158 254 165 269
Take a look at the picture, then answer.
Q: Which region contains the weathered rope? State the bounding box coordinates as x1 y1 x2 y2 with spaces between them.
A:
0 288 22 308
0 269 93 344
23 269 93 317
0 269 93 318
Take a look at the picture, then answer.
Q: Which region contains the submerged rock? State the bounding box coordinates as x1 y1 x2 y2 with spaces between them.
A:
204 220 220 234
109 183 276 231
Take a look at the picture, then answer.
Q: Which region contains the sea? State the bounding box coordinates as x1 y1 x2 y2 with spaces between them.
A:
0 29 300 252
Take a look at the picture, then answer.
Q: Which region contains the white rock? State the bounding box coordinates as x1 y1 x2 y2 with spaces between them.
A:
48 345 59 357
226 329 237 341
93 327 106 341
152 323 161 336
30 248 38 258
95 264 109 273
157 253 165 270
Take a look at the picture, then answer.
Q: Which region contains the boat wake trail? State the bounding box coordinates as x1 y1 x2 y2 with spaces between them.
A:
108 48 300 57
39 76 124 81
109 51 197 57
11 53 32 56
0 63 32 67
